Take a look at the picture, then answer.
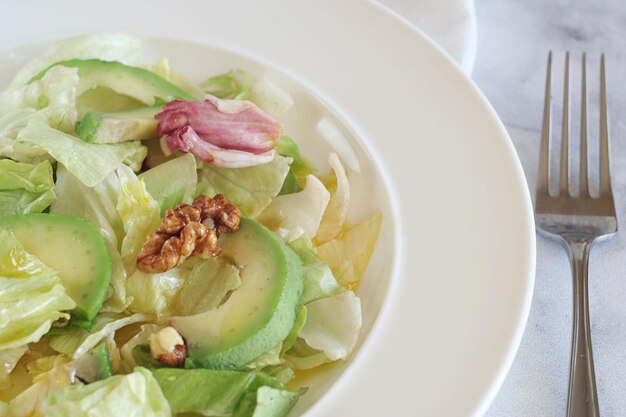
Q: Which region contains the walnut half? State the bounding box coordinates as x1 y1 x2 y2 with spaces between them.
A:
137 194 241 273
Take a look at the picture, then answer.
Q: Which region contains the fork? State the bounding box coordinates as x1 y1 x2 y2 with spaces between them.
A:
534 51 617 417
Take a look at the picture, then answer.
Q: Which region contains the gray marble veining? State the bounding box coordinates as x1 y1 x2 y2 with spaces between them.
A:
474 1 626 416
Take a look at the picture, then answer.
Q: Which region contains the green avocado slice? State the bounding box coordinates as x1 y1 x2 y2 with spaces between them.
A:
171 218 303 370
30 59 194 105
0 214 111 328
76 105 161 143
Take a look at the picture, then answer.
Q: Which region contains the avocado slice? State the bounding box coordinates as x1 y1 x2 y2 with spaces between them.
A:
0 214 112 328
73 343 112 383
76 106 161 143
171 218 303 370
30 59 195 105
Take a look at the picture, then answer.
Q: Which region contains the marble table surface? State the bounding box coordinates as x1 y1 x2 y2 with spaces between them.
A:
473 1 626 416
381 0 626 415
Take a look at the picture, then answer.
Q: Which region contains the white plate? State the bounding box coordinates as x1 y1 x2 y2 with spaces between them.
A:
2 1 536 416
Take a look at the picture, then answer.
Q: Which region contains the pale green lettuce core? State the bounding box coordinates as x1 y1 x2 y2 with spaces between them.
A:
9 33 142 88
47 367 171 417
17 114 143 187
0 159 56 215
196 155 291 218
116 164 160 271
153 368 303 417
0 230 75 351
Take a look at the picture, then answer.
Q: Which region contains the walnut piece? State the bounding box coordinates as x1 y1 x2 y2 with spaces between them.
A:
150 327 187 367
137 194 241 273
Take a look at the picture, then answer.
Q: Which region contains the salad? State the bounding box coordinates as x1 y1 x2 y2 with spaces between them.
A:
0 33 381 417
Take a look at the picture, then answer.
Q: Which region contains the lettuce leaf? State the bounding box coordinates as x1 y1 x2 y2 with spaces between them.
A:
6 361 75 417
283 338 329 370
0 159 56 215
242 343 283 371
149 58 205 99
172 257 241 316
153 368 301 417
47 367 171 417
9 33 142 88
139 153 197 215
119 324 162 373
116 164 160 271
0 345 27 388
17 114 143 187
288 238 343 305
0 230 75 351
299 291 361 361
236 386 304 417
257 175 330 242
315 211 382 287
51 166 129 312
249 78 294 117
0 65 79 133
316 152 350 244
126 267 186 317
201 68 253 100
196 154 291 218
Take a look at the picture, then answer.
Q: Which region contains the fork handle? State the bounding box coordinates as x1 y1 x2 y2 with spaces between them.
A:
565 238 599 417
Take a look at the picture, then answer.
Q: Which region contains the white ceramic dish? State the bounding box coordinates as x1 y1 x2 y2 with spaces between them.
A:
2 1 536 416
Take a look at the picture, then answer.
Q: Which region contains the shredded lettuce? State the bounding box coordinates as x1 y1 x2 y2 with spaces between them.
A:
299 291 361 361
288 238 344 305
236 385 304 417
126 267 186 317
283 339 329 370
116 164 160 271
0 345 27 388
316 152 350 244
257 174 330 242
243 343 283 371
315 211 382 287
51 166 129 312
196 154 291 218
149 58 205 99
201 69 253 100
0 159 56 215
9 33 142 88
0 66 79 133
6 362 75 417
249 78 294 116
0 230 75 351
119 324 162 373
153 368 301 417
47 367 171 417
173 257 242 316
139 153 197 215
17 114 143 187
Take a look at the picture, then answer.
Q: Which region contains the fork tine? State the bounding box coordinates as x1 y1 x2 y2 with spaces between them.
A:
560 51 570 195
599 54 612 196
537 51 552 195
579 53 589 196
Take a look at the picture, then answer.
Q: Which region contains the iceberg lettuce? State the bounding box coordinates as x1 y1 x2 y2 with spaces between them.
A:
9 33 142 88
258 175 330 242
202 68 253 100
116 164 161 271
196 154 291 218
299 291 362 361
288 238 343 305
315 211 382 287
316 152 350 244
51 166 129 312
0 230 75 351
126 267 186 317
0 159 56 215
172 257 241 316
153 368 302 417
0 65 79 133
47 367 171 417
139 153 197 215
17 114 143 187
